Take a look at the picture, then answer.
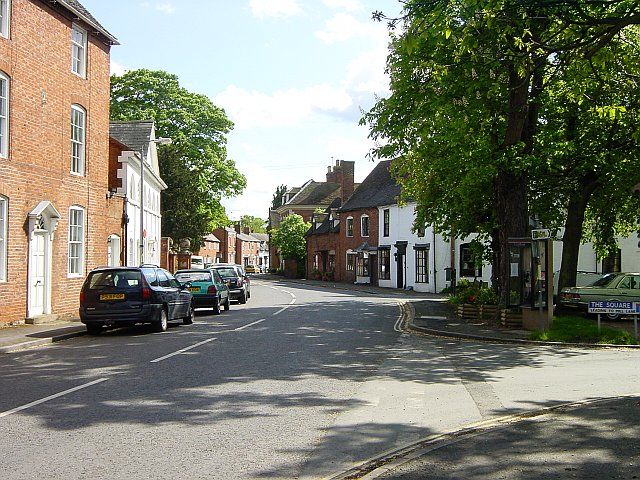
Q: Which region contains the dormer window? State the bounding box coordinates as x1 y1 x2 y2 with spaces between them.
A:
0 0 10 39
71 23 87 78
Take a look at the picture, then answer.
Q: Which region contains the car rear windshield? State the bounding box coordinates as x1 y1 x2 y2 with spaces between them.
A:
175 271 212 283
591 273 617 287
86 270 142 290
213 267 237 278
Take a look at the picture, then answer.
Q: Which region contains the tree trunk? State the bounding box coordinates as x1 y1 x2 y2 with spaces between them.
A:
558 179 598 294
495 67 531 305
495 170 529 305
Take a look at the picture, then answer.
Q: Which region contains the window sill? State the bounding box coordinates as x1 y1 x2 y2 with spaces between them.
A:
71 71 87 80
70 171 85 177
67 274 83 279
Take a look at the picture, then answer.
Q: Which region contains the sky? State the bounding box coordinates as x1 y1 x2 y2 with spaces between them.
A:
81 0 402 221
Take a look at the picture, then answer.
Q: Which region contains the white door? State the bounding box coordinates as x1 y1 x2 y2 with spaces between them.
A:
30 232 46 316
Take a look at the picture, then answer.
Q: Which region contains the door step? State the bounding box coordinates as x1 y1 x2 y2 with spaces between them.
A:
26 314 60 325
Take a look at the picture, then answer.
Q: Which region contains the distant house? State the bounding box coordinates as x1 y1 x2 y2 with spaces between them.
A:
212 227 237 264
109 121 168 267
197 233 221 265
270 160 356 271
250 232 269 270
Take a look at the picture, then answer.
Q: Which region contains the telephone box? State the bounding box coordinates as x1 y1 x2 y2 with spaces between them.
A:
507 237 554 330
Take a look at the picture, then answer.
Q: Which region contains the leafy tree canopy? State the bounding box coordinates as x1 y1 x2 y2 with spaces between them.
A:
270 214 310 261
110 69 246 247
364 0 640 300
240 215 267 233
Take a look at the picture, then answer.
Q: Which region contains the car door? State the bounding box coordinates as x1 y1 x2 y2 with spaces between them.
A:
613 275 633 300
165 269 190 318
212 270 228 304
156 270 179 319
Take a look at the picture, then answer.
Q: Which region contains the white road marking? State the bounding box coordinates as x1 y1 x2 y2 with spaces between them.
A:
150 338 217 363
273 295 297 316
234 319 266 331
0 378 109 419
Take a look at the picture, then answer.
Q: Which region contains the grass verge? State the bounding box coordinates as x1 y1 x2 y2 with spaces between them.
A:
530 315 637 345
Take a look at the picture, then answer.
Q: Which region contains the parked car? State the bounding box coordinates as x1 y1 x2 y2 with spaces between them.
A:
79 266 193 335
211 264 251 304
175 269 230 314
559 272 640 319
553 271 607 303
245 264 260 274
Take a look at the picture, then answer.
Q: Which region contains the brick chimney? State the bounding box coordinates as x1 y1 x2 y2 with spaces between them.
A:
336 160 355 202
326 164 338 183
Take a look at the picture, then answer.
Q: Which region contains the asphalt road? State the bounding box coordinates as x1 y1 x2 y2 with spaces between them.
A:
1 279 640 480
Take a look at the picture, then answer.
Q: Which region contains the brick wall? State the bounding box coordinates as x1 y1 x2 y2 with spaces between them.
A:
0 0 116 324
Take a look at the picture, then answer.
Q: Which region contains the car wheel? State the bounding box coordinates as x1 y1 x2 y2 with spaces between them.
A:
86 323 102 335
239 290 247 304
183 305 194 325
154 309 168 333
224 296 230 311
213 298 222 315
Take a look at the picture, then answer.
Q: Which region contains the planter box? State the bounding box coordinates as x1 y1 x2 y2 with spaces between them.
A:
456 304 499 321
501 309 523 328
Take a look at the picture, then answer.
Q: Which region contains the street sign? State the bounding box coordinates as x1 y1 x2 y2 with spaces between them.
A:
531 229 551 240
588 301 637 314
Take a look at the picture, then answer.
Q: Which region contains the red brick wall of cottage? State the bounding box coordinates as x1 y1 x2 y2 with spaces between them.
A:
340 208 379 283
0 0 118 324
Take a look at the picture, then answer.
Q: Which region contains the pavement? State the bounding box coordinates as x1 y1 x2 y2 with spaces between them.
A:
330 395 640 480
0 321 86 354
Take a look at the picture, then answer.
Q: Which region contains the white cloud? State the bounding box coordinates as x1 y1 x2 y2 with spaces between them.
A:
156 3 176 14
315 12 387 44
345 46 390 95
323 0 362 12
110 60 127 76
250 0 303 19
216 84 353 129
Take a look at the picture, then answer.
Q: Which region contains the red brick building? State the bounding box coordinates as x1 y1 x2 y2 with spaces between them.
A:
197 233 221 265
0 0 119 324
270 160 355 271
307 161 393 286
212 227 237 264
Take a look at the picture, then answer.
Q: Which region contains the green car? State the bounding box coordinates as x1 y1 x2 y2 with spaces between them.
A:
559 272 640 319
175 269 231 315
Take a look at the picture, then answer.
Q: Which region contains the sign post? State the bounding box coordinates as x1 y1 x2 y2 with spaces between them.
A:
588 301 639 340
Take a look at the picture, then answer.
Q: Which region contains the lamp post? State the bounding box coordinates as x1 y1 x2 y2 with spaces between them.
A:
140 136 171 265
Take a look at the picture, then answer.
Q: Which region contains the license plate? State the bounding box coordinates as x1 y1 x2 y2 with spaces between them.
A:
100 293 125 301
189 287 200 292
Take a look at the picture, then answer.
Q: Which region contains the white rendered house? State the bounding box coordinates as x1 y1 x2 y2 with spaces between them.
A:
110 121 168 267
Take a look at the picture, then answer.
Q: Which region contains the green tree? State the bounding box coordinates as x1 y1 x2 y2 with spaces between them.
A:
271 184 288 209
240 215 267 233
270 214 310 261
365 1 640 303
110 69 246 247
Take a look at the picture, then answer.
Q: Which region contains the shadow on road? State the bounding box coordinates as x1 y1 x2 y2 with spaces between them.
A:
0 279 624 479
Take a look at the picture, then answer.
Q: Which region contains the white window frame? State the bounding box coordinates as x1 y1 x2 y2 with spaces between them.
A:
0 0 10 39
0 72 8 158
361 215 370 238
71 23 87 78
346 216 354 237
0 195 7 282
70 104 86 175
68 206 85 277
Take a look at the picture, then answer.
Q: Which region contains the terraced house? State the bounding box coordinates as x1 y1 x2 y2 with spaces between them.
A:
0 0 119 324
